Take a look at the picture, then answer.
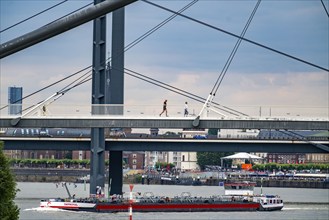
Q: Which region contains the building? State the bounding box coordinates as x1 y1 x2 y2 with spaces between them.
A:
8 86 23 115
305 154 329 163
144 151 168 169
126 152 145 170
5 87 23 159
267 153 306 164
167 151 181 169
179 128 205 171
181 152 199 171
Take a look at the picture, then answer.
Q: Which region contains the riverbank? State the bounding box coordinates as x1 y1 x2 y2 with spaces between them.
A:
11 168 329 189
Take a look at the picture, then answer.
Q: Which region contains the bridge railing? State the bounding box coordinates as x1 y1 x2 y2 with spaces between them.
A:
0 103 328 120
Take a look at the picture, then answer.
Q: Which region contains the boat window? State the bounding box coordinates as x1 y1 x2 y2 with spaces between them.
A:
270 200 272 203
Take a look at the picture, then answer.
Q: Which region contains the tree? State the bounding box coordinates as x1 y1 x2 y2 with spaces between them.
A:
0 142 20 220
208 128 218 136
155 162 175 170
197 152 232 170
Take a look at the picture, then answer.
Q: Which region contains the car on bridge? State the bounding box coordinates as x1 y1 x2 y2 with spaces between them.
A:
193 134 207 139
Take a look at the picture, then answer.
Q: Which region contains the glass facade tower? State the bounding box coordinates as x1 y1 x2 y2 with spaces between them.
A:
8 86 23 115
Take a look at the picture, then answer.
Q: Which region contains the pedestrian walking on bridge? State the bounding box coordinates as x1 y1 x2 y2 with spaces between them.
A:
159 99 168 117
184 102 189 117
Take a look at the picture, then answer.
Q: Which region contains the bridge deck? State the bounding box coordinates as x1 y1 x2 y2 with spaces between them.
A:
1 116 328 130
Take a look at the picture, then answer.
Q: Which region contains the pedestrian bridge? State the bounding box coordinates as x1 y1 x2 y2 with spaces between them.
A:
1 115 328 131
1 103 328 130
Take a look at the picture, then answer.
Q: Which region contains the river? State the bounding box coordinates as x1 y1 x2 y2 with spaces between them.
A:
15 182 329 220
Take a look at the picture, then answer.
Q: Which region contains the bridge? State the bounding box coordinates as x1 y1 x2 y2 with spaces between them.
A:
1 137 328 153
1 115 328 130
1 0 328 196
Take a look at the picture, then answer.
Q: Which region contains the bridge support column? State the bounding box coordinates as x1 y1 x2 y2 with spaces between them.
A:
107 6 125 194
109 151 123 195
90 128 105 195
90 0 106 196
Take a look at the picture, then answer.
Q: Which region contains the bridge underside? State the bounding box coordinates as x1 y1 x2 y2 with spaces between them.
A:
2 139 328 153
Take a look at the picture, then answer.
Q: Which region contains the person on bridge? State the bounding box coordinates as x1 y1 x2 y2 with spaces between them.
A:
184 102 189 117
159 100 168 117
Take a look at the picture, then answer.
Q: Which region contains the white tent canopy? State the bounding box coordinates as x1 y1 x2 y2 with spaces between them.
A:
221 152 263 160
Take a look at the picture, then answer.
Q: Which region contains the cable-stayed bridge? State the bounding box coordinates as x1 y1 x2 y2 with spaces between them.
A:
1 0 328 196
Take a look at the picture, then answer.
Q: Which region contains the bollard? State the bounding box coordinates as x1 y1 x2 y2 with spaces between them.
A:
129 184 134 220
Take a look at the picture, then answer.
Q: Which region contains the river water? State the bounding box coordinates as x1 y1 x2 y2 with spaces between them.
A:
15 182 329 220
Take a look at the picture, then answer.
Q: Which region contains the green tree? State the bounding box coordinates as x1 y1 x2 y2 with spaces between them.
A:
197 152 232 170
0 142 20 220
207 128 218 135
155 162 175 170
64 151 72 159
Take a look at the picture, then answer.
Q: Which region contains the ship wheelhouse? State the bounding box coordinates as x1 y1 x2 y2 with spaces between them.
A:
224 181 256 196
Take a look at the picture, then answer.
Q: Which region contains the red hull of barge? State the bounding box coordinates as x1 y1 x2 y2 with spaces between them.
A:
96 202 260 212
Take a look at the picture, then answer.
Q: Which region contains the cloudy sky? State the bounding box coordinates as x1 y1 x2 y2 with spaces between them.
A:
0 0 328 118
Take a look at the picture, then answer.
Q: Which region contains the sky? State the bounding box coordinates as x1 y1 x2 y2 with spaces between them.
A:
0 0 328 119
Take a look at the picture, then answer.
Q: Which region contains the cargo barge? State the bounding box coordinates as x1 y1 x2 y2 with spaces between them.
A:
40 181 283 212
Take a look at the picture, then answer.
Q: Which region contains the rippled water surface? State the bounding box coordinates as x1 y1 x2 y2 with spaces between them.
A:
16 182 329 220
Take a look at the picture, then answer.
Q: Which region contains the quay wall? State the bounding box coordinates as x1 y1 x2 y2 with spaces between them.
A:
129 175 329 189
11 168 329 189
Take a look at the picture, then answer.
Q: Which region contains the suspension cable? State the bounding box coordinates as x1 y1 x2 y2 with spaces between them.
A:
212 0 261 96
58 68 92 94
321 0 329 17
42 2 93 27
124 68 242 116
1 1 198 111
0 0 69 33
111 0 198 63
55 0 200 103
142 0 328 72
123 67 247 116
0 65 91 111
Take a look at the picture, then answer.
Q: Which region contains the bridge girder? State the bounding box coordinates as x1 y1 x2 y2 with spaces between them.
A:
2 139 328 153
1 117 328 130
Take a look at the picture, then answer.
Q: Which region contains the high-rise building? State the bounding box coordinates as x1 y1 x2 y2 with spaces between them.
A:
5 87 23 159
8 86 23 115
